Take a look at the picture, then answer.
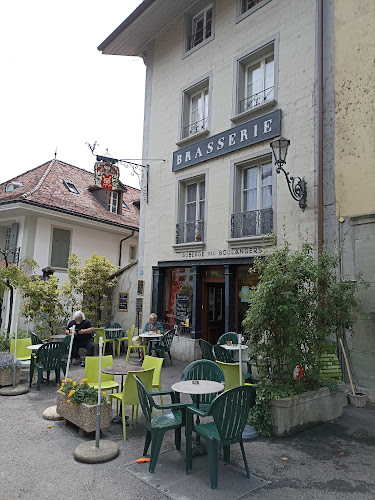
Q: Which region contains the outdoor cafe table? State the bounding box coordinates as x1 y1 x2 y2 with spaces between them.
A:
221 340 247 386
27 344 44 350
140 332 163 355
49 334 66 341
101 364 143 423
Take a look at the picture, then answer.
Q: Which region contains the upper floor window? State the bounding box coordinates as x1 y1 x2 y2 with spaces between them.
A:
109 191 119 214
179 76 211 143
176 177 206 244
231 158 273 238
4 227 11 251
236 0 272 22
50 227 71 269
184 2 215 57
5 182 22 193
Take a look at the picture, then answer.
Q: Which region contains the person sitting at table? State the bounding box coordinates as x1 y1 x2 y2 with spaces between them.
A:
133 313 164 362
65 311 95 367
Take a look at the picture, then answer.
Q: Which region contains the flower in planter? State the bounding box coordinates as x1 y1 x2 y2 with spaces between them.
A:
0 352 22 369
59 377 106 406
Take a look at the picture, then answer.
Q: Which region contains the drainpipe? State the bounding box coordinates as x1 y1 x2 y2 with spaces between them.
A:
317 0 324 254
119 230 135 267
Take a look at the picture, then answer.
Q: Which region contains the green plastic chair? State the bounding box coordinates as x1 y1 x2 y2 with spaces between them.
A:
109 367 154 441
216 360 248 390
135 375 187 472
186 385 256 489
10 338 32 361
152 329 175 364
320 352 343 379
124 326 147 364
217 332 239 345
29 342 65 391
142 355 164 405
94 328 116 356
105 322 124 356
199 339 216 361
213 343 235 363
117 324 134 356
84 355 120 398
181 360 225 413
30 332 44 345
59 335 71 373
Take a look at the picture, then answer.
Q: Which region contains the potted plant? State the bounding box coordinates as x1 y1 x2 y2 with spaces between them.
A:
56 377 111 435
195 233 201 242
243 239 367 437
0 352 21 387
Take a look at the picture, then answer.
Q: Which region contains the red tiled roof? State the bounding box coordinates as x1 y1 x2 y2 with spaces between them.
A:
0 159 140 230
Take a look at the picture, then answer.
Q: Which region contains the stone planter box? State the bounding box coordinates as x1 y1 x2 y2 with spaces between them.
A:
270 386 346 436
56 392 111 436
0 367 20 387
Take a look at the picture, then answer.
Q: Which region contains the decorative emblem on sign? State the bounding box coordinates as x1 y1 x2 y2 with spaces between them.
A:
94 161 119 190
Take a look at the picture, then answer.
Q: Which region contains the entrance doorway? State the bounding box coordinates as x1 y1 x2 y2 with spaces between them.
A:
202 282 225 344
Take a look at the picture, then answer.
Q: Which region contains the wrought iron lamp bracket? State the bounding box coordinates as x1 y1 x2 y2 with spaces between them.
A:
276 163 307 212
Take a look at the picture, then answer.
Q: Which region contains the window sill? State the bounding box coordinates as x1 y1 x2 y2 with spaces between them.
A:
227 235 274 249
231 100 276 125
49 266 68 272
173 241 206 253
176 129 210 148
182 35 214 60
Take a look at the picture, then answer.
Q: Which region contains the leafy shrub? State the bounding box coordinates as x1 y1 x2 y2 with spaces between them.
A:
59 377 107 406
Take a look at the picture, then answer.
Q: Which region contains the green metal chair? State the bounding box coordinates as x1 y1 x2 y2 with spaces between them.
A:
117 324 134 356
29 342 65 390
135 375 187 473
186 385 256 489
199 339 216 361
180 360 225 413
152 329 175 364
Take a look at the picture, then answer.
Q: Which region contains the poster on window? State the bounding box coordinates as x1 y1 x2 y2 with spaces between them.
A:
94 160 119 190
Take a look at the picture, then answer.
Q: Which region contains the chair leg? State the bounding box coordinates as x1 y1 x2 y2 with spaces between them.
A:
125 346 130 365
175 427 181 450
223 444 230 463
144 430 151 455
239 439 250 478
186 412 193 474
149 429 165 473
206 438 220 490
113 340 116 357
131 405 135 424
122 401 127 442
36 367 42 391
168 351 172 364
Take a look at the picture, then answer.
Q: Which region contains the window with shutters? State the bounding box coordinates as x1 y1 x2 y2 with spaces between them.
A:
50 227 71 269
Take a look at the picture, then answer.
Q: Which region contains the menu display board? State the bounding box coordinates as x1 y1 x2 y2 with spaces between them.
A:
176 293 190 322
118 292 129 311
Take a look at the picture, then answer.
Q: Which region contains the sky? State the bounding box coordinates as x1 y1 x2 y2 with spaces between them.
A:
0 0 145 189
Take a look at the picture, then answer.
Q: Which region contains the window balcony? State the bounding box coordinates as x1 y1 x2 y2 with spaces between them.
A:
239 86 274 114
183 116 209 139
176 220 205 244
231 208 273 238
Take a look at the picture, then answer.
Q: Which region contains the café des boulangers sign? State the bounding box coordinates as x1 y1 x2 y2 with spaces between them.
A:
94 160 119 190
172 109 281 172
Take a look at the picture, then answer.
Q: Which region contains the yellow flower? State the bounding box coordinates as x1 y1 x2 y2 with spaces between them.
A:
102 392 106 396
66 399 70 403
70 404 74 407
47 425 52 429
81 378 88 383
58 389 62 394
73 381 77 386
67 378 72 383
68 389 75 397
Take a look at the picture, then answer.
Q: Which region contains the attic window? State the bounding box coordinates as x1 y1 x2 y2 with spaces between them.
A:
122 201 130 210
63 180 79 194
5 182 22 192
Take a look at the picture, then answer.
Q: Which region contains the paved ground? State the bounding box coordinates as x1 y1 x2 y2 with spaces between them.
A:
0 354 374 500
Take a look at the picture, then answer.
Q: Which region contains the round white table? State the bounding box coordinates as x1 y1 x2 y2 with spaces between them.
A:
27 344 44 350
220 344 248 351
140 332 163 354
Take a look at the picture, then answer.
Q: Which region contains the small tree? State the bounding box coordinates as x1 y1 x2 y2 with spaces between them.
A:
62 253 118 327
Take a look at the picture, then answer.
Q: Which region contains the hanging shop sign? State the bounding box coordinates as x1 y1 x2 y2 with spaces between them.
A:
172 109 281 172
94 160 120 190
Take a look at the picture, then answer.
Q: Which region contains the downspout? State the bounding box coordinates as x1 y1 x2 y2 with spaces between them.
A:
317 0 324 254
119 230 135 267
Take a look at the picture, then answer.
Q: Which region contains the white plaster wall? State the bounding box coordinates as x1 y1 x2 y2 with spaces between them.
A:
140 0 318 319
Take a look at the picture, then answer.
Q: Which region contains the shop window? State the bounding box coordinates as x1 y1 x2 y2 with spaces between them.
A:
176 177 206 244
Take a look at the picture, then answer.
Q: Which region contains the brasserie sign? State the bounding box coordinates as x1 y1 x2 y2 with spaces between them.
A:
172 109 281 172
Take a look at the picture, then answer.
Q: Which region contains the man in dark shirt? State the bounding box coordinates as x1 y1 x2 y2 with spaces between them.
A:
65 310 95 367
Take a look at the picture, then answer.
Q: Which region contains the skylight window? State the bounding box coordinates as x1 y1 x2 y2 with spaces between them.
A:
5 182 22 192
63 180 79 194
122 201 130 210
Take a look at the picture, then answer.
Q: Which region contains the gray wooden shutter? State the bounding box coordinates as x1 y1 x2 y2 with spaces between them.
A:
50 228 71 268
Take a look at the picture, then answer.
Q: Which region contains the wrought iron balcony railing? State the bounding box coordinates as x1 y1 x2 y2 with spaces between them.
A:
189 24 212 50
176 219 205 244
231 208 273 238
239 86 274 114
183 116 208 138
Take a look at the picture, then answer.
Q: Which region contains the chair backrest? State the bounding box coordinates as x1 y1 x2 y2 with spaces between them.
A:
127 326 136 345
94 328 107 344
60 335 72 348
207 385 256 445
123 367 154 406
30 332 42 345
10 338 32 358
36 342 65 370
142 355 163 388
128 324 135 337
84 355 114 384
199 339 216 361
161 330 175 351
216 361 245 390
135 375 155 431
181 360 225 405
213 344 235 363
105 322 122 329
217 332 239 345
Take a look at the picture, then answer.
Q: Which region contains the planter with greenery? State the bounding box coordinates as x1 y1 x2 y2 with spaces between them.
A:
0 352 22 386
56 377 111 435
243 238 366 437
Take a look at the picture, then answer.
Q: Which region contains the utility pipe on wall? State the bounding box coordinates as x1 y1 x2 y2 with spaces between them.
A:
317 0 324 254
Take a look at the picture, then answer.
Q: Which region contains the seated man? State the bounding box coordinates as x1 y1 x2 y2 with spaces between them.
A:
65 310 95 367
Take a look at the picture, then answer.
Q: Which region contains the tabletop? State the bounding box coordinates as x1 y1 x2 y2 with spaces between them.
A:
104 328 124 332
171 380 224 395
27 344 44 350
49 334 65 340
221 344 248 351
101 364 143 376
140 332 163 338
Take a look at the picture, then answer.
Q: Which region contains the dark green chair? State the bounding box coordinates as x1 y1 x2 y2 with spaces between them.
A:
213 343 235 363
29 342 65 390
153 329 175 364
186 385 256 489
59 335 71 373
30 332 44 345
217 332 239 345
199 339 216 361
135 376 187 473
